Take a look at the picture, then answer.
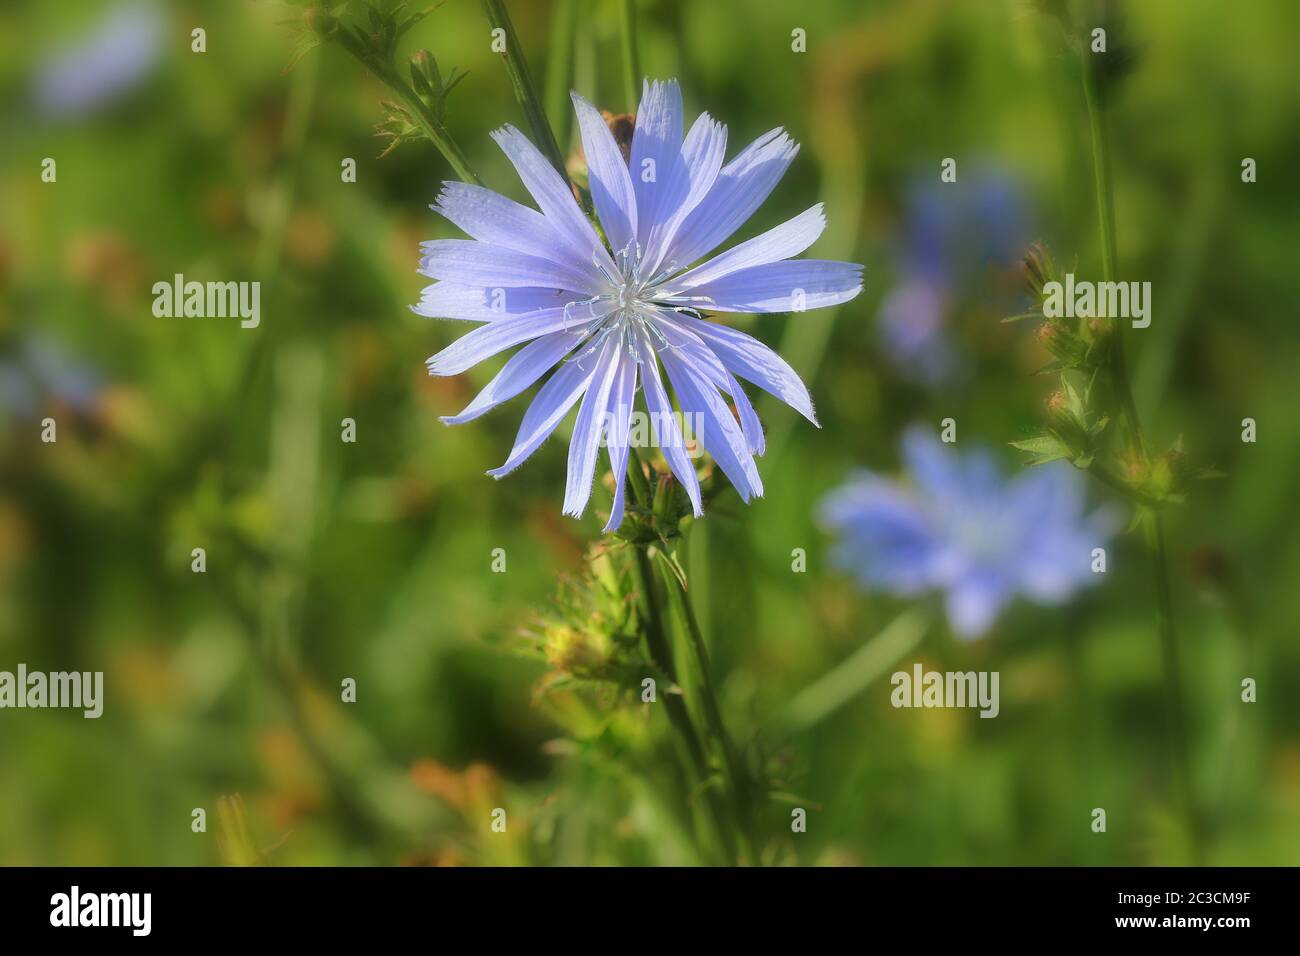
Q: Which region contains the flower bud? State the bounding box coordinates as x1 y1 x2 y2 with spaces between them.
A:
302 5 338 39
602 110 636 164
1045 388 1088 453
1035 318 1088 366
1147 446 1190 501
1123 454 1149 486
1081 315 1111 352
652 473 680 526
542 622 614 678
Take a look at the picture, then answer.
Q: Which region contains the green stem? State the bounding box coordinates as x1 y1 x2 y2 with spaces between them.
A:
1081 44 1198 858
652 548 761 865
332 29 482 185
630 544 735 864
1151 516 1195 845
481 0 571 183
386 71 484 185
779 609 927 731
618 0 641 111
1084 460 1161 509
1082 51 1142 459
624 451 735 863
544 0 579 153
627 447 653 505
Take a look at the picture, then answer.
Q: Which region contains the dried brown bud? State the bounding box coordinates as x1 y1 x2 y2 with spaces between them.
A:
602 111 636 163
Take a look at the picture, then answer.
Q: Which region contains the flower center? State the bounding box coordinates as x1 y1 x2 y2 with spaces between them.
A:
560 241 695 365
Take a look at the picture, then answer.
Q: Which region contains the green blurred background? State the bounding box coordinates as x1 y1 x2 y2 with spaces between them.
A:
1 0 1297 865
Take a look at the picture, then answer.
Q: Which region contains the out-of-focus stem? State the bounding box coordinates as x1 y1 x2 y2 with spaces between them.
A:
759 35 867 463
544 0 578 153
618 0 641 111
1150 515 1193 830
780 609 927 731
1082 57 1142 459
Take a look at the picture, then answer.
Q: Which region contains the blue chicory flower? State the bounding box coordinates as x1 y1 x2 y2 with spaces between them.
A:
417 79 863 531
820 426 1113 638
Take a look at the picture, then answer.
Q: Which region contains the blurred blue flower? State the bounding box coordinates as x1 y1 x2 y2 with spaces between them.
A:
820 427 1113 639
31 1 164 121
417 79 863 531
878 169 1028 384
0 335 102 426
876 276 955 386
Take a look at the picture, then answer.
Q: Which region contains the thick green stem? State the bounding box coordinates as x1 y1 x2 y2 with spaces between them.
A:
1081 44 1197 858
630 545 735 863
627 447 653 505
481 0 571 181
625 451 735 862
1082 54 1142 459
652 549 761 865
619 0 641 111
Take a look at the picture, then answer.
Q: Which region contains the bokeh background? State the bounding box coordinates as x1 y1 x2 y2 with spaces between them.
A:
1 0 1297 865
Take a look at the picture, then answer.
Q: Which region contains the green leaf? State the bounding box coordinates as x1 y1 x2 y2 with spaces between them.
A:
1032 358 1073 376
1085 365 1101 401
1127 505 1152 535
1062 378 1086 421
1010 434 1071 465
